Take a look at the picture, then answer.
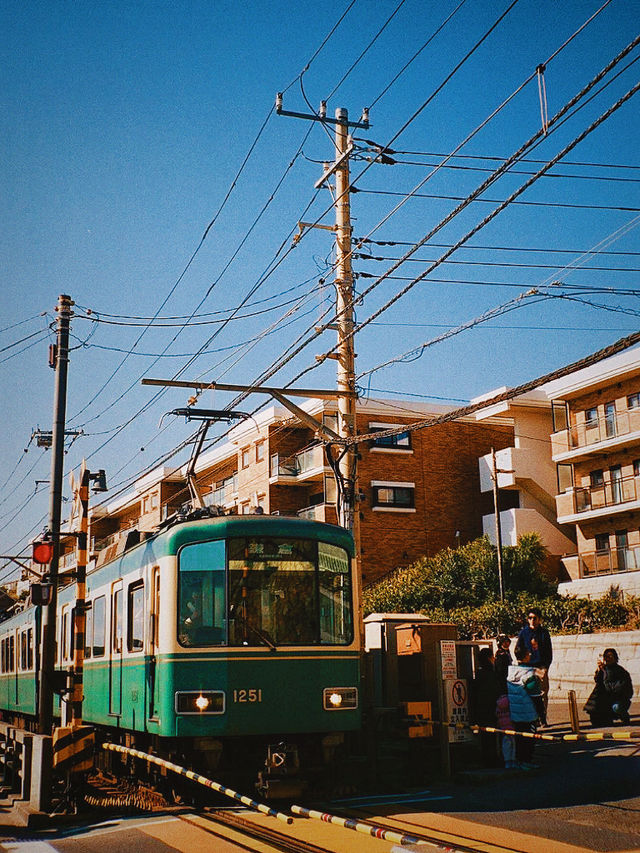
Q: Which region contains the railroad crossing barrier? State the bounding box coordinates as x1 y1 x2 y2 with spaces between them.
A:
101 742 293 824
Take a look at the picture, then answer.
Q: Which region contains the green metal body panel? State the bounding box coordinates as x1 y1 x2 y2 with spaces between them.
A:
80 651 360 737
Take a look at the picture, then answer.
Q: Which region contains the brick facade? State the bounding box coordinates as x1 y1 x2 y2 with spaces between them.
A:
90 400 514 586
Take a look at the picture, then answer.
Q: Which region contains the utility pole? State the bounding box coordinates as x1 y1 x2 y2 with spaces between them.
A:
275 95 369 535
39 294 73 734
334 108 357 532
491 447 504 602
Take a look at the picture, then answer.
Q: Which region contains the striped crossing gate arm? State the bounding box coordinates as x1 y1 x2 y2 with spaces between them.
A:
53 725 95 773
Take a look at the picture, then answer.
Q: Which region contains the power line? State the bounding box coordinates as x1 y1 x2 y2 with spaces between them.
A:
355 187 640 214
353 253 640 273
357 238 640 257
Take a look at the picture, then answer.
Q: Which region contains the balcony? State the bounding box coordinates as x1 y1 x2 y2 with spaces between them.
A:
206 474 238 509
297 503 338 524
556 474 640 523
579 546 640 578
551 405 640 462
270 445 329 483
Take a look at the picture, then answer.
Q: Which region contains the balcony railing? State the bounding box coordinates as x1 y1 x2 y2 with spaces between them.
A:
297 503 337 523
574 473 639 513
270 445 326 479
568 406 640 449
581 546 640 577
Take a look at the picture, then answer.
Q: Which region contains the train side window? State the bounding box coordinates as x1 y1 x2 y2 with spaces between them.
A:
1 638 5 673
112 589 123 654
85 604 93 658
93 596 106 657
9 636 14 672
27 628 33 670
61 607 70 661
127 582 144 652
20 632 27 671
150 569 160 649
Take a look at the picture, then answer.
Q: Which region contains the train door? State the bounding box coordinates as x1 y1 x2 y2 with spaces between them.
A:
126 580 145 730
147 567 160 722
109 582 123 717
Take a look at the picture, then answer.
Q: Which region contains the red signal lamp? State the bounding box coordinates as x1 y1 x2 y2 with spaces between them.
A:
32 540 54 565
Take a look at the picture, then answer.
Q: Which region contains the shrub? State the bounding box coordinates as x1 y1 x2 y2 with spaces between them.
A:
363 536 639 637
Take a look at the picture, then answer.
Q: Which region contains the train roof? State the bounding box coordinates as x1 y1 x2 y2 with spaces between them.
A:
88 514 355 582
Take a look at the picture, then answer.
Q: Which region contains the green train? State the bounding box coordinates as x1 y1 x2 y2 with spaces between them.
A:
0 513 361 795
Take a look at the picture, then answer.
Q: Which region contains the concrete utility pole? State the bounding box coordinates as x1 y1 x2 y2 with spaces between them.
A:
275 95 369 534
491 447 505 602
39 294 73 734
333 108 357 531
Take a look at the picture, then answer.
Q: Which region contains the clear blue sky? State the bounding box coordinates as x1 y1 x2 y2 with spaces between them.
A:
1 0 639 573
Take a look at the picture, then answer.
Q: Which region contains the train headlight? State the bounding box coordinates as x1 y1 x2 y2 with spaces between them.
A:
323 687 358 711
175 691 225 715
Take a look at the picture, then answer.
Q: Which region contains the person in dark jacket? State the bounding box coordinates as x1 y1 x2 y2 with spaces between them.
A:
515 607 552 724
471 647 501 766
494 634 512 695
584 648 633 726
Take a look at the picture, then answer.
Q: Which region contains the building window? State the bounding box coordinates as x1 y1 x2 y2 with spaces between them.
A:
585 407 598 427
595 533 609 553
242 448 251 469
557 463 573 493
628 393 640 409
634 459 640 477
590 469 604 487
369 423 412 450
256 441 265 462
371 481 415 510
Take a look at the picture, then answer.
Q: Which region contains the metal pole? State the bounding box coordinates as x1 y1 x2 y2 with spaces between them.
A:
334 108 357 533
491 447 505 602
39 294 73 734
70 465 89 728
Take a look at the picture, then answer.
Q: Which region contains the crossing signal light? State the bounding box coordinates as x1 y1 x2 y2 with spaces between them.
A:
32 540 54 565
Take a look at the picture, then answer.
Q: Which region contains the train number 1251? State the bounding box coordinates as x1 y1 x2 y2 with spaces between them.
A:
233 688 263 703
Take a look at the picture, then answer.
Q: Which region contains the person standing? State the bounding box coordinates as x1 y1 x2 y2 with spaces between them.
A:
507 645 541 769
515 607 552 724
494 634 512 695
471 647 501 766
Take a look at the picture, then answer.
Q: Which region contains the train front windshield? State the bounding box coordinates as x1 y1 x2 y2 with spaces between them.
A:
178 537 353 647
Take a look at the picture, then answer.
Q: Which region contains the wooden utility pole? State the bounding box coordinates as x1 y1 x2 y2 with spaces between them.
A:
39 293 73 734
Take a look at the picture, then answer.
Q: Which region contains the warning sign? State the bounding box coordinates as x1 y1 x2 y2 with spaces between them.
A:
440 640 457 680
444 678 473 743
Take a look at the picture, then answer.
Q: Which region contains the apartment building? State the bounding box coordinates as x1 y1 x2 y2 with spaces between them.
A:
472 388 576 576
86 398 513 586
545 347 640 598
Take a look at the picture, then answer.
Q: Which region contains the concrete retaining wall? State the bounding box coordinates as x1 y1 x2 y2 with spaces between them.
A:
547 630 640 700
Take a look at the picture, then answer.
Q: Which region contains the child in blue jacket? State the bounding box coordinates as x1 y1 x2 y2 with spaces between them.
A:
507 645 542 769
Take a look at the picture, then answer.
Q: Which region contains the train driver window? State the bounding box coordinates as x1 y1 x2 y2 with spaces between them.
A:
178 540 225 647
127 582 144 652
93 596 106 657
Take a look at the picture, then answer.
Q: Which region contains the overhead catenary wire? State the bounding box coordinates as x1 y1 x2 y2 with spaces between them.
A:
343 329 640 447
312 78 640 369
234 29 640 407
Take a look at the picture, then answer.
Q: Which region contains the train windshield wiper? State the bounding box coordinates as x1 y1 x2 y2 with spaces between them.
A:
244 621 277 652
